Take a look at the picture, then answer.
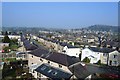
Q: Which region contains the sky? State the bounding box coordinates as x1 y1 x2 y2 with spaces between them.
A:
2 2 118 29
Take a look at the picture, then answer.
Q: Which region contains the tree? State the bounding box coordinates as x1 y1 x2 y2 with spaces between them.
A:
3 46 10 53
2 31 11 43
82 57 90 63
96 60 101 65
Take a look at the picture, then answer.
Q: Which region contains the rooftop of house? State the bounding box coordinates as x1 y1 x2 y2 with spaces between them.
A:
29 47 80 67
20 35 26 42
84 63 120 76
29 64 41 70
59 42 79 48
38 35 79 48
35 63 72 79
68 62 91 79
16 52 26 55
28 48 50 58
23 39 38 51
87 47 115 53
69 62 120 79
102 41 120 47
45 52 80 66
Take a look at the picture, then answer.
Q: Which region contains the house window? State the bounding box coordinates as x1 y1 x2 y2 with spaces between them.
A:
59 65 62 68
40 58 43 62
103 53 107 56
48 61 50 64
113 55 117 58
33 70 35 73
23 55 25 58
114 61 117 65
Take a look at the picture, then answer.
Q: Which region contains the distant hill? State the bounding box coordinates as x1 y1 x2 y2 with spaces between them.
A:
87 25 118 32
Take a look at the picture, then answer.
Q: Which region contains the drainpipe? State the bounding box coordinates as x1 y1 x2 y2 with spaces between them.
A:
107 53 109 66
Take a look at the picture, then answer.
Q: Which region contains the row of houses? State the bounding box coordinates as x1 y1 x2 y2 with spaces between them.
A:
81 47 120 66
31 35 120 66
20 34 120 79
20 35 81 79
32 35 82 57
32 35 120 66
0 35 20 40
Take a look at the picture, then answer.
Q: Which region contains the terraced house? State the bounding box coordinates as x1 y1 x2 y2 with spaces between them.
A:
21 35 80 79
81 47 120 66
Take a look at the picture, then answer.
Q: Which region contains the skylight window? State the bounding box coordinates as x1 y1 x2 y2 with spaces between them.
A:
41 54 44 57
52 71 58 76
46 54 50 58
41 66 46 71
48 69 52 73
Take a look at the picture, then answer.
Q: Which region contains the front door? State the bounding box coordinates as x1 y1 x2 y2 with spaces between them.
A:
109 60 112 65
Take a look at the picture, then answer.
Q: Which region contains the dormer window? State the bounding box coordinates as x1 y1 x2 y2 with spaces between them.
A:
59 65 62 68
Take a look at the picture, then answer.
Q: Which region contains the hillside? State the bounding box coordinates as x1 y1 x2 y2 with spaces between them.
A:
87 25 118 32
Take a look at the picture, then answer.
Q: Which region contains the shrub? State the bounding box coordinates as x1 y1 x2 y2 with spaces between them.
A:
96 60 101 65
82 57 90 63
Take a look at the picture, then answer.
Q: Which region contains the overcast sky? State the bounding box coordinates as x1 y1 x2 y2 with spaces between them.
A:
2 2 118 29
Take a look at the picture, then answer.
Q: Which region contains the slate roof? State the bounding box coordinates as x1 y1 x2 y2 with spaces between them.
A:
23 39 38 50
35 63 72 79
59 42 79 48
68 62 91 79
89 47 115 53
46 52 80 66
85 63 120 76
102 41 120 48
38 36 79 48
16 52 26 54
69 62 120 79
29 47 80 67
28 48 50 58
20 35 26 42
21 35 38 50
